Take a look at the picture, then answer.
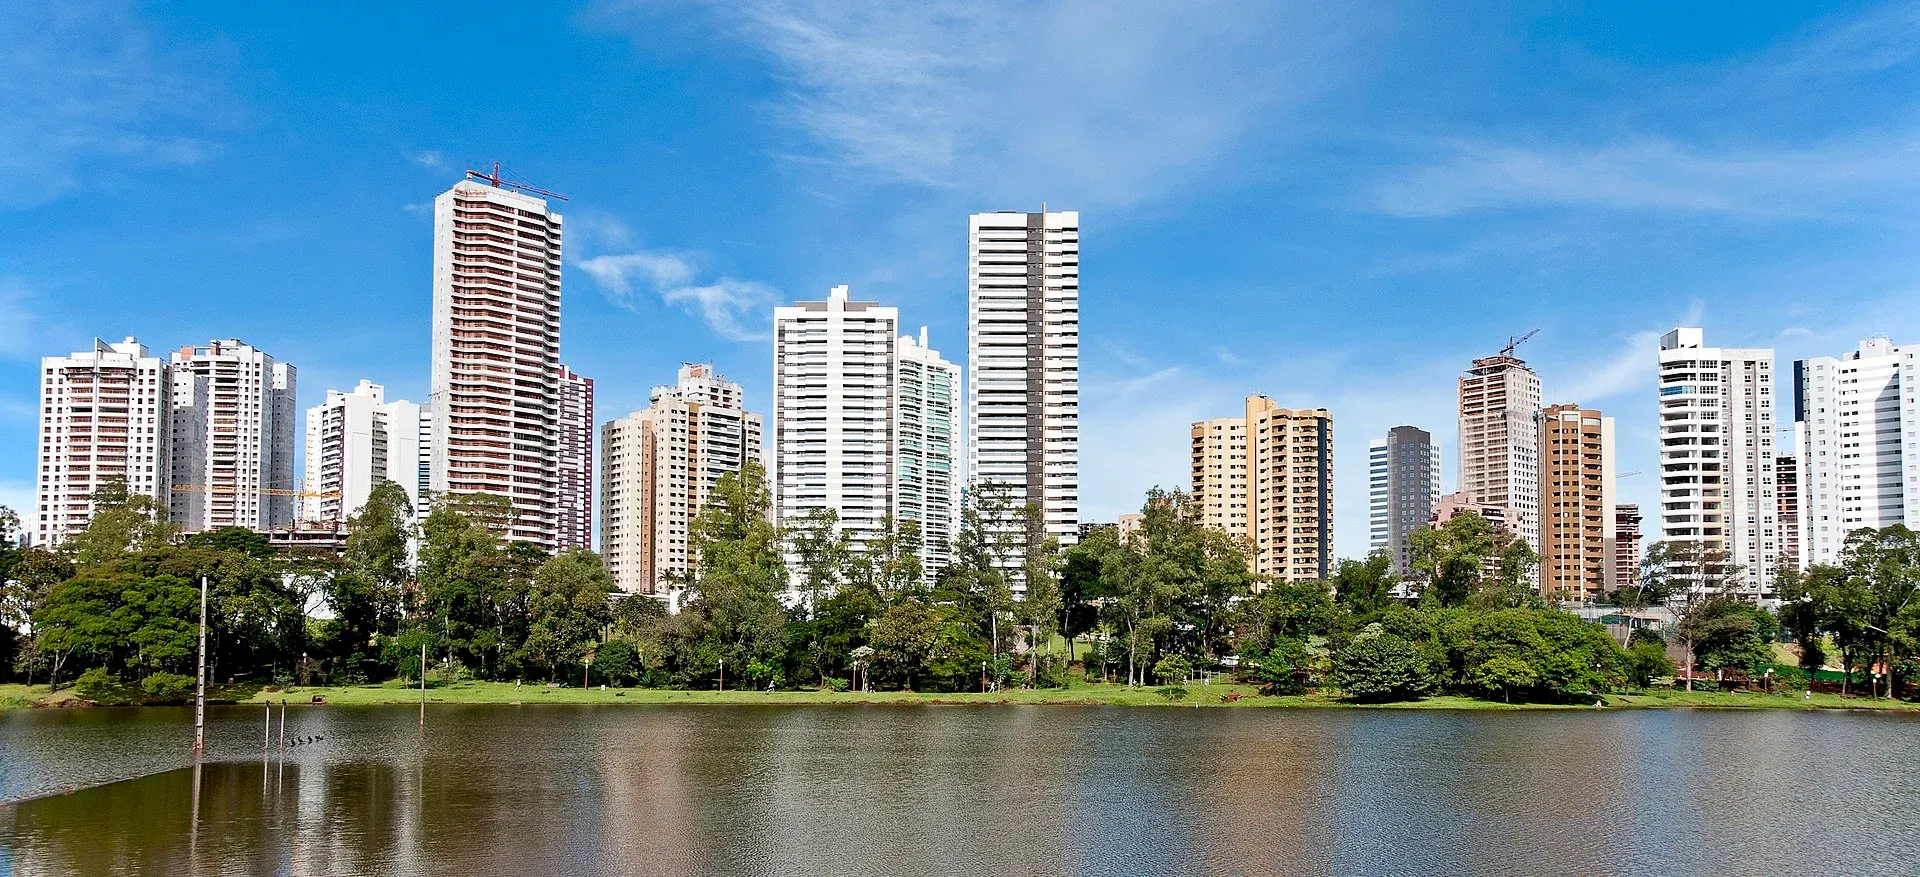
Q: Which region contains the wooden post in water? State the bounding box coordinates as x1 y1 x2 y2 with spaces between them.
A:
277 700 286 752
265 702 272 751
194 575 208 756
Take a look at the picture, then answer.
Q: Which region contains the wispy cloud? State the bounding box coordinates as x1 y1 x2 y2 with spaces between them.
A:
0 281 45 360
599 0 1375 209
0 0 230 209
410 150 450 171
1370 134 1920 219
577 251 777 341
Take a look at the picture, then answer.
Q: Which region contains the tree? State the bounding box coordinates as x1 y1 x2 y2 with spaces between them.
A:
1332 628 1432 702
679 462 788 688
590 639 639 686
1016 502 1064 685
1642 540 1743 691
786 507 848 609
1408 512 1501 607
1624 638 1674 689
1253 638 1312 695
513 550 615 682
1838 525 1920 699
1469 655 1537 703
1 548 74 684
1332 551 1397 617
65 481 178 569
322 480 415 677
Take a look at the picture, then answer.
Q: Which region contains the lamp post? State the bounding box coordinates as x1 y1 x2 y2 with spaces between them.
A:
718 658 725 693
981 660 987 694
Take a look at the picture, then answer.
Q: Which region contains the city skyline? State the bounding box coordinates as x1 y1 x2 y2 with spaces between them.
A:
8 2 1920 560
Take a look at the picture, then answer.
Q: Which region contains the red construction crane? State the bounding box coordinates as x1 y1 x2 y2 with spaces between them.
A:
464 161 569 201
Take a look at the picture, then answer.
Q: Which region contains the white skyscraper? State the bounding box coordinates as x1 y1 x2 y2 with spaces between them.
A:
302 380 425 526
1794 338 1920 567
1658 328 1779 598
34 338 171 547
168 339 297 532
556 364 594 551
773 286 899 568
600 364 764 594
429 176 564 548
968 209 1080 582
896 327 960 581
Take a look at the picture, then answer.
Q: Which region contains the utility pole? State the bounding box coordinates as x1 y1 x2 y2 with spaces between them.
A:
194 575 207 756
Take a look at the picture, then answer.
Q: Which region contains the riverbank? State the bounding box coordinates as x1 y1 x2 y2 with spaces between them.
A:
5 680 1915 711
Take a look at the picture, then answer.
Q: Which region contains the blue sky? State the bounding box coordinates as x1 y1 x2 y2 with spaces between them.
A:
6 1 1920 554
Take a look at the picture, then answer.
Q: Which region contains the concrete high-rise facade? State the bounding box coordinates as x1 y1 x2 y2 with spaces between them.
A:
968 210 1080 580
1794 338 1920 569
168 339 297 532
773 286 899 564
1658 328 1779 598
1459 352 1542 555
34 339 172 547
429 178 564 549
556 364 594 551
1776 453 1800 571
1190 397 1332 583
302 380 424 525
600 364 763 594
1537 403 1616 603
1369 425 1441 575
896 327 960 580
1614 504 1643 589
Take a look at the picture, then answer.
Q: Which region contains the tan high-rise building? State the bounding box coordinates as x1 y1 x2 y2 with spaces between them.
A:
1190 396 1332 583
1537 403 1616 603
600 364 763 594
429 177 564 549
34 338 172 547
1460 353 1542 555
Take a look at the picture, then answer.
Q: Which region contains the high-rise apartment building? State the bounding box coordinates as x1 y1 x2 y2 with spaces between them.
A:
1368 425 1441 575
968 210 1080 582
1794 338 1920 568
302 380 425 526
773 286 899 565
1459 352 1542 555
168 339 297 532
429 177 564 549
556 364 594 551
34 339 171 547
1658 328 1778 598
1190 397 1332 583
600 364 763 594
1614 504 1643 589
896 327 960 579
1537 403 1616 603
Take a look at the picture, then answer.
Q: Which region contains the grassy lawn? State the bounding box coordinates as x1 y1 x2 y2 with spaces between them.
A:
6 679 1916 711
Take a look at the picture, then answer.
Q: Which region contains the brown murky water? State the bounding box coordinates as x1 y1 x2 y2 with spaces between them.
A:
2 704 1915 875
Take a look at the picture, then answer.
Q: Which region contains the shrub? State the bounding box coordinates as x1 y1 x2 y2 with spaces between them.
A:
1333 633 1433 703
1155 685 1189 702
141 671 195 703
825 676 850 692
591 640 639 687
1152 654 1192 686
75 668 120 701
1254 638 1312 695
1625 640 1674 689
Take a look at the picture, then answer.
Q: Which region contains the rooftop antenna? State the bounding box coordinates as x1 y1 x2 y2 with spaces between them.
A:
1499 328 1541 358
464 161 569 201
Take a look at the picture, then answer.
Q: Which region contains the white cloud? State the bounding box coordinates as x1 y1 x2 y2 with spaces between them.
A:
0 281 44 360
603 0 1374 208
410 150 449 171
577 251 777 341
0 0 228 209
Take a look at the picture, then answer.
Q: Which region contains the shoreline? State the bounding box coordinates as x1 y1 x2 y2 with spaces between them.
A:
5 681 1915 713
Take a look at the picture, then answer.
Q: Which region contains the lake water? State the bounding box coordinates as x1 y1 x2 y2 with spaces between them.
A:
2 704 1916 875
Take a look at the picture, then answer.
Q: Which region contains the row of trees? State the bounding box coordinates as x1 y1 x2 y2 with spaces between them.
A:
6 469 1917 703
